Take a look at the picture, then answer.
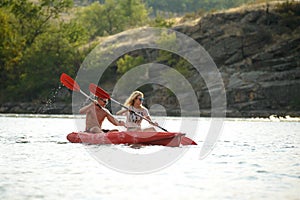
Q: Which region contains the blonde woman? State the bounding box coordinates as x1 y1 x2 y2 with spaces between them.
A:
117 91 157 132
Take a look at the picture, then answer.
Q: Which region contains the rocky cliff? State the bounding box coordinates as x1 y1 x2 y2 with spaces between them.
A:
171 2 300 117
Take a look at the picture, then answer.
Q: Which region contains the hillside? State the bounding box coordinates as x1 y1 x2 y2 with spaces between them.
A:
1 1 299 117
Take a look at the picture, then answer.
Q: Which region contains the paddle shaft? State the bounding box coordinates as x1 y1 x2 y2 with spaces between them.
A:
79 89 103 109
109 99 196 143
110 98 168 132
89 83 169 132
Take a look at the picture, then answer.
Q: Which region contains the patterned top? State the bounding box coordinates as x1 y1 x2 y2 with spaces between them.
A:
126 106 149 127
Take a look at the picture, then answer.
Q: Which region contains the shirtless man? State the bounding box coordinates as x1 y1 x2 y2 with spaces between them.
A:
79 97 125 133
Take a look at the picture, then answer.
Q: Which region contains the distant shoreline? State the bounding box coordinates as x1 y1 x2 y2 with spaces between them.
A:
0 102 299 118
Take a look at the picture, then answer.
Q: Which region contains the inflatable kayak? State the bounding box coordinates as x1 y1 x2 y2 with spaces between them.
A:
67 131 197 147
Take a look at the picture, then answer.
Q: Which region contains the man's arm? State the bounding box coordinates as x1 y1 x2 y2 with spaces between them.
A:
116 109 128 115
106 110 125 127
79 103 93 114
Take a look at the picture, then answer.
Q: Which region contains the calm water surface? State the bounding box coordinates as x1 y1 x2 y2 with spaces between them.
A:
0 114 299 200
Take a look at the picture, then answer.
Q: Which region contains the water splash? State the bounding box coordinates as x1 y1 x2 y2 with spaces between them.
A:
37 85 70 114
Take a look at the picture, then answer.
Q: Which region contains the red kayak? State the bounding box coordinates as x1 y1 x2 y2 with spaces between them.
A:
67 131 197 147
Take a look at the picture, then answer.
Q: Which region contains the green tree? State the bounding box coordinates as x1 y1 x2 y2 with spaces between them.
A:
75 0 149 39
119 0 149 27
17 21 88 101
0 8 23 90
150 14 174 28
0 0 88 102
145 0 258 15
75 2 106 39
116 54 145 74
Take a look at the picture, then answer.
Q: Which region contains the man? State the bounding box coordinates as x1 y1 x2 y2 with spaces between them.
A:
79 97 125 133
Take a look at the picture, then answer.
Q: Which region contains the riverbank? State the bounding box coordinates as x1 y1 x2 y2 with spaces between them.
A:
1 102 299 118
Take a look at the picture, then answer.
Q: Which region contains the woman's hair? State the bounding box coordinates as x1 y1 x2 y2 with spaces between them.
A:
124 91 144 107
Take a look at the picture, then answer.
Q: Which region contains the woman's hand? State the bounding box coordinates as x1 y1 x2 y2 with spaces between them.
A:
150 121 158 126
118 120 126 127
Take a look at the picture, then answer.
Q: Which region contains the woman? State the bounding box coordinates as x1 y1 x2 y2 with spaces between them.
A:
117 91 157 132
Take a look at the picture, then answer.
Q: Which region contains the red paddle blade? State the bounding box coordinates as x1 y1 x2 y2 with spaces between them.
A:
60 73 80 92
89 83 111 99
181 136 197 145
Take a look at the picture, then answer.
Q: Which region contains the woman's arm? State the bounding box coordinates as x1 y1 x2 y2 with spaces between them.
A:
145 116 158 126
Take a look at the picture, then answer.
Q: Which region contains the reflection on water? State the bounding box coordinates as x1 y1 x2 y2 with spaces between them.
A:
0 114 299 200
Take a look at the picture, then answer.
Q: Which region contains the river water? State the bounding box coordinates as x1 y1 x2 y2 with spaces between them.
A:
0 114 299 200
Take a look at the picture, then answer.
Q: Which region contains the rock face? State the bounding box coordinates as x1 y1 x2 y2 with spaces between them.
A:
172 3 300 117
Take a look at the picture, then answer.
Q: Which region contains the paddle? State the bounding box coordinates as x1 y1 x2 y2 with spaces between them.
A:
60 73 104 109
89 83 197 145
60 73 127 131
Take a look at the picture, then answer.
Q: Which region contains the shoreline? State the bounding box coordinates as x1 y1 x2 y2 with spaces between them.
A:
0 102 299 118
1 113 300 123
